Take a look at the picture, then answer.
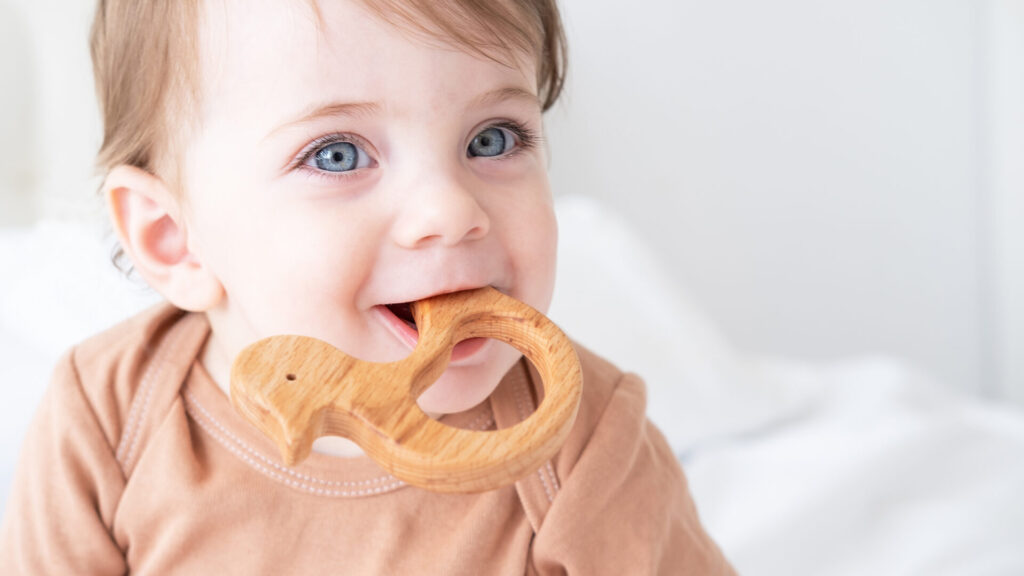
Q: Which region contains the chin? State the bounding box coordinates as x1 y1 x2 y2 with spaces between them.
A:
415 354 517 415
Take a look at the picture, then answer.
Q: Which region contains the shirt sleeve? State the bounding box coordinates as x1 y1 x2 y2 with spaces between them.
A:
0 349 128 575
530 372 736 575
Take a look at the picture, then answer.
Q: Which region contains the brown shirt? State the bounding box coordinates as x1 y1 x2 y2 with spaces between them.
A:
1 304 734 575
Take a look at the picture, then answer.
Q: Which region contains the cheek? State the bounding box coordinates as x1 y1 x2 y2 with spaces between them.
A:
535 210 559 311
223 207 385 309
507 194 558 312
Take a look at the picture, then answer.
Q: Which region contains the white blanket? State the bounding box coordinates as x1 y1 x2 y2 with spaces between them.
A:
687 358 1024 575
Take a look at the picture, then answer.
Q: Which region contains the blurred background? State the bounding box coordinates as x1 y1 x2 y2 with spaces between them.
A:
547 0 1024 405
3 1 1024 573
3 0 1023 405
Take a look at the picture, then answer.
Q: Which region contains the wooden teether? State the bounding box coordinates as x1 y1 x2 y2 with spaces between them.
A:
230 287 582 493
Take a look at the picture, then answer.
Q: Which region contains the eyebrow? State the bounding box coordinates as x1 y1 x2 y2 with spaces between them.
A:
268 86 540 139
266 101 381 140
470 86 541 110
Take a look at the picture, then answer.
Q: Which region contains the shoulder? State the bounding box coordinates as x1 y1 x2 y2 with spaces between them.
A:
573 342 645 427
55 303 202 452
551 343 650 475
534 347 737 573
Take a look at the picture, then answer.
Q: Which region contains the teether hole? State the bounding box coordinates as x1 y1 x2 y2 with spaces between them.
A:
417 338 524 425
520 355 543 418
286 373 297 381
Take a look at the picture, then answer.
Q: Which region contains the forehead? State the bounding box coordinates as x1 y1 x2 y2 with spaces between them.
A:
196 0 539 124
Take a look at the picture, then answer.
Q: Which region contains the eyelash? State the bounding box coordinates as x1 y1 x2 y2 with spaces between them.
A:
485 121 540 157
290 132 371 179
290 120 540 180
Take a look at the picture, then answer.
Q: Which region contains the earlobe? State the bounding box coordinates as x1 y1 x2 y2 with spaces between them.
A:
104 165 224 312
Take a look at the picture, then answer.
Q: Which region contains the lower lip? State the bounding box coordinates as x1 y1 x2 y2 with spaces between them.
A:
374 305 492 364
449 337 490 363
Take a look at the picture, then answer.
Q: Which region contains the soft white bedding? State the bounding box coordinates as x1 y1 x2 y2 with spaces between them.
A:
2 196 1023 574
687 358 1024 575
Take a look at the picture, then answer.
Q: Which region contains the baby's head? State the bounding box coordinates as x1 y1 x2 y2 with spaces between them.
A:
93 0 567 415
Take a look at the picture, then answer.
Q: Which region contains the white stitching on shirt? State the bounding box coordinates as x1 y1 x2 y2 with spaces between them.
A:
184 390 492 486
512 376 555 503
183 391 408 497
463 409 495 432
536 466 554 503
182 378 498 497
189 405 407 497
184 389 400 488
116 322 188 470
545 461 560 492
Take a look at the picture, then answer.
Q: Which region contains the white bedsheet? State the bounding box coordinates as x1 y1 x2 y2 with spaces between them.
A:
687 358 1024 575
0 223 162 514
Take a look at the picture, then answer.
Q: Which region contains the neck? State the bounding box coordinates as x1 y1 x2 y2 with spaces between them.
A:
199 333 368 459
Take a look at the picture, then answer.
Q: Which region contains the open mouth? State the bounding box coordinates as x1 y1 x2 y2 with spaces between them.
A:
385 302 417 331
380 297 490 362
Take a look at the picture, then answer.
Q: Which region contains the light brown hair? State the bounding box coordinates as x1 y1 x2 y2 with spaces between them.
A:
90 0 568 190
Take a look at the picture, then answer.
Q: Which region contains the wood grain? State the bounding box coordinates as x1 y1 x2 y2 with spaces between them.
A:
230 287 583 493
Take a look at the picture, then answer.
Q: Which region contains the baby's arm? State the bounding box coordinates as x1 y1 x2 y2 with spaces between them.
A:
530 371 735 575
0 350 127 574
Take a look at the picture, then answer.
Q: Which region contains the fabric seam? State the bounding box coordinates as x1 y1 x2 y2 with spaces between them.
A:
115 323 187 471
513 375 556 503
183 390 407 497
183 389 498 496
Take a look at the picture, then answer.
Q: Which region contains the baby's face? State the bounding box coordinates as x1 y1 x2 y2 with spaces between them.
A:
182 0 557 414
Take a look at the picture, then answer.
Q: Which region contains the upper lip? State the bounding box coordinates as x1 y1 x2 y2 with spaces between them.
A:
381 283 505 307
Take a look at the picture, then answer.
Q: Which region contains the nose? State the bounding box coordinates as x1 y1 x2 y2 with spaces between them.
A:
392 177 491 249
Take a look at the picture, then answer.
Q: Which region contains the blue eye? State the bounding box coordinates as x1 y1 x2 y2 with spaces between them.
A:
312 141 370 172
468 127 515 158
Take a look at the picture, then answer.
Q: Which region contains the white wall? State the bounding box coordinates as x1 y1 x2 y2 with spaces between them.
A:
547 0 996 395
0 0 104 224
0 1 36 225
987 0 1024 404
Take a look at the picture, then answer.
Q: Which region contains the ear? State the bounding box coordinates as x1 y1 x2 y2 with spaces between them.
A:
104 165 224 312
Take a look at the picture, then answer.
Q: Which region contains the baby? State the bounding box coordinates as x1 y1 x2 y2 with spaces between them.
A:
0 0 734 573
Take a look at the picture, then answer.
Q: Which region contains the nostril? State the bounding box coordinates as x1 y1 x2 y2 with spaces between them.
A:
392 190 490 248
464 224 487 241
